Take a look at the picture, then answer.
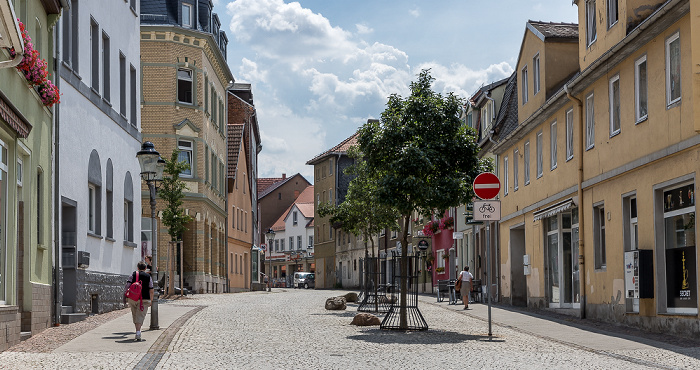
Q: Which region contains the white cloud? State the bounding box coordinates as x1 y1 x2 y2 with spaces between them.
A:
355 23 373 34
238 58 269 84
409 8 420 18
414 61 514 98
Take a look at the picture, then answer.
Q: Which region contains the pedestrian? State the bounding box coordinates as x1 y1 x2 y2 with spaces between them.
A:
124 261 154 341
144 255 152 272
458 266 474 310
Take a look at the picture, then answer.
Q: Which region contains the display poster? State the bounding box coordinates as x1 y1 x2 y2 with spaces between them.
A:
666 246 697 308
664 184 695 212
624 251 639 299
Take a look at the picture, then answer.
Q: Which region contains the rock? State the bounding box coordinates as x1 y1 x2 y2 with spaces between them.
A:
351 313 381 326
325 297 347 310
343 292 358 303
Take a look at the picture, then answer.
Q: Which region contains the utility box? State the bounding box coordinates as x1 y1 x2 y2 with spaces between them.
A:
624 250 653 299
78 251 90 268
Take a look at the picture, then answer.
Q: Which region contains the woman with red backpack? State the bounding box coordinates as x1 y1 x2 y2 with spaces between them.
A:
124 261 154 342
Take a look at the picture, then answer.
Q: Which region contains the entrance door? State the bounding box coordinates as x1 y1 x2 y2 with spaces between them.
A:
510 226 526 306
546 210 580 308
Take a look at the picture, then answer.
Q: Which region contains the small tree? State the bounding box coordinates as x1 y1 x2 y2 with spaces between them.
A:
158 150 193 295
358 69 490 329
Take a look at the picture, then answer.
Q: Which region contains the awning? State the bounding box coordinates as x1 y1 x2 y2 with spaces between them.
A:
0 0 24 69
533 197 577 221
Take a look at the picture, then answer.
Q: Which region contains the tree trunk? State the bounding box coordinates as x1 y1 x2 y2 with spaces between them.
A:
399 215 409 330
168 241 176 296
180 241 184 296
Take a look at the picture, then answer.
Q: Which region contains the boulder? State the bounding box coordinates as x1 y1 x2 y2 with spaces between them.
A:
343 292 358 303
351 313 381 326
325 296 347 310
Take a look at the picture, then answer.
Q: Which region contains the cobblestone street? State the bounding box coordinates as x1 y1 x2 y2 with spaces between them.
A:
2 289 700 369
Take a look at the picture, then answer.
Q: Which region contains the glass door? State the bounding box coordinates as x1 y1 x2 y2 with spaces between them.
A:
546 210 580 308
0 140 7 303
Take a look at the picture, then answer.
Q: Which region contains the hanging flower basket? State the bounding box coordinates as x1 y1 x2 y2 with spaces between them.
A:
38 80 60 107
9 19 59 106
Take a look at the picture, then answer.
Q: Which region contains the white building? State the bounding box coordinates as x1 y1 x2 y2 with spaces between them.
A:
56 0 142 318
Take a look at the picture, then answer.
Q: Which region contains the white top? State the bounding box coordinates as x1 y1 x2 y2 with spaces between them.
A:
459 271 474 282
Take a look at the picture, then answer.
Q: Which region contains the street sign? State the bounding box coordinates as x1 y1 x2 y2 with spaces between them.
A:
452 232 464 239
417 240 429 250
473 200 501 221
473 172 501 200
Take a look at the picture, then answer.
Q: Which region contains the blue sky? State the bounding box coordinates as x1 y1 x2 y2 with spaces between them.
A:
213 0 579 182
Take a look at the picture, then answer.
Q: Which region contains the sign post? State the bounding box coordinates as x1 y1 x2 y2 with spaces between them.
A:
473 172 501 337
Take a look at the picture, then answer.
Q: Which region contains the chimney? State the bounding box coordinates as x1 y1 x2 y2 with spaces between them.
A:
282 173 286 179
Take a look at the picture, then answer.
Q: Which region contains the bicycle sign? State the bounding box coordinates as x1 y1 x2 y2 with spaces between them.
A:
473 200 501 221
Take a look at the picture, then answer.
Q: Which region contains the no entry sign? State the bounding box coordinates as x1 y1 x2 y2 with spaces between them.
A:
473 172 501 200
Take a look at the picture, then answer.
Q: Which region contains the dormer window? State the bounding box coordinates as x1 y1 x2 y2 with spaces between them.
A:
521 66 528 104
182 3 193 28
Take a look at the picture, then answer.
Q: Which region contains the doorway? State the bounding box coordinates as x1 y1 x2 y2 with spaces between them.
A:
545 209 580 308
510 225 526 306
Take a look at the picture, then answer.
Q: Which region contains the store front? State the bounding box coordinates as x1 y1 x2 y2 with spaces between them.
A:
537 202 579 309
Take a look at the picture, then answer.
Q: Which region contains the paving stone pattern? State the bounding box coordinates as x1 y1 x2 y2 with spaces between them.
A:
1 290 700 369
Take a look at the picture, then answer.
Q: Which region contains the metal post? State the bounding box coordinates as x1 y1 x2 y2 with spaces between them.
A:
149 182 159 330
486 221 492 337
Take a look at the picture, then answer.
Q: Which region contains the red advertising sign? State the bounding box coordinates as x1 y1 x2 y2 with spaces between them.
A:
473 172 501 200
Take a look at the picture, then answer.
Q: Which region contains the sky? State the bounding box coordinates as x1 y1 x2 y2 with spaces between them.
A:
213 0 579 182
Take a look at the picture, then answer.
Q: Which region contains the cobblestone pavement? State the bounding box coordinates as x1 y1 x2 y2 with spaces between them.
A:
1 289 700 369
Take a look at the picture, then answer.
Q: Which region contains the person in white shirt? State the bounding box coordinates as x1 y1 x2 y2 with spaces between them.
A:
458 266 474 310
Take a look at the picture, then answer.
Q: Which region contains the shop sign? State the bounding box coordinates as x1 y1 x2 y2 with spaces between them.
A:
666 246 697 308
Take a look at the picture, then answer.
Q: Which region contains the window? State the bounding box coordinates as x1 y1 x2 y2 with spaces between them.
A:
281 238 285 251
275 239 279 252
211 87 216 121
231 205 235 229
607 0 618 28
178 69 193 104
308 236 314 248
594 204 606 269
536 131 543 178
293 211 298 225
297 236 302 250
533 54 540 95
289 237 293 250
550 120 557 170
609 75 620 136
513 149 519 191
211 153 216 189
123 172 134 242
566 109 574 161
88 150 102 235
437 249 445 269
119 53 126 116
62 0 79 72
182 3 193 27
204 76 209 113
178 140 193 177
586 0 597 46
37 168 43 244
102 32 110 101
524 141 530 185
635 56 648 122
521 66 528 104
329 158 333 175
88 184 96 233
90 18 99 91
329 189 333 204
503 156 509 195
130 64 137 125
666 32 681 106
623 195 638 252
0 140 6 303
586 93 595 150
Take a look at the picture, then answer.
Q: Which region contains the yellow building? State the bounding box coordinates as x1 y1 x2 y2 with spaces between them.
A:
494 1 700 337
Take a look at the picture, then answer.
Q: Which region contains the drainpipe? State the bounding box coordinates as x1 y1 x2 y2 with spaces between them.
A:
565 84 585 319
52 13 62 326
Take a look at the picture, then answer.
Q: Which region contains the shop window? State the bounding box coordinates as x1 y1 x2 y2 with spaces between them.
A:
623 194 638 252
662 183 696 313
594 204 606 269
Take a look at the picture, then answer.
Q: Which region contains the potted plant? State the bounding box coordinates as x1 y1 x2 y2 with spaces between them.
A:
435 267 445 273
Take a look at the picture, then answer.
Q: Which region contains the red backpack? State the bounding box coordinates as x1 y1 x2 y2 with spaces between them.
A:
125 272 144 310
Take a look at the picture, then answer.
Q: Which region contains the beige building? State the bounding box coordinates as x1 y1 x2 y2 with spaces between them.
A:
494 1 700 337
140 2 232 293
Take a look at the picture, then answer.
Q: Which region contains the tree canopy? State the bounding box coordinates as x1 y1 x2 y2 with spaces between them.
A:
158 150 193 241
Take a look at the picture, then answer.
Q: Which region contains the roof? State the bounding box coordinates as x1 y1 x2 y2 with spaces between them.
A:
227 124 244 178
493 72 519 141
270 186 315 231
258 173 311 199
470 76 510 106
527 21 578 41
258 177 283 194
306 131 360 165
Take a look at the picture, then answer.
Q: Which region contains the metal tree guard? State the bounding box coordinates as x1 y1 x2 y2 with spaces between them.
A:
358 254 391 313
380 252 428 331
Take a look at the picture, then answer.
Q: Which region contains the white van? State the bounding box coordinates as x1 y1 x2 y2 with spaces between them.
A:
293 272 315 289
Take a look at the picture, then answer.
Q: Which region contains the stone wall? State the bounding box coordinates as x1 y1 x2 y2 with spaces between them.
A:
74 269 130 314
0 306 20 351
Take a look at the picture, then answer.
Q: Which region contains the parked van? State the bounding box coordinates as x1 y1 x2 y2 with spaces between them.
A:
293 272 315 289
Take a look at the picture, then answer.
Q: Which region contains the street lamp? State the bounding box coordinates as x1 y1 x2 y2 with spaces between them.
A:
265 228 275 292
136 141 165 330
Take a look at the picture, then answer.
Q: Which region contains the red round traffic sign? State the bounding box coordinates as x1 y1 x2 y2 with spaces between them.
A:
473 172 501 200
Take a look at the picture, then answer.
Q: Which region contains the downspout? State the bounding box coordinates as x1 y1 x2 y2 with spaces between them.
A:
52 11 62 326
565 84 585 319
485 93 500 300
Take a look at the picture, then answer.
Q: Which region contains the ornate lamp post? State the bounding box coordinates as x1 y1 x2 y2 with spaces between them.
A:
136 141 165 330
265 228 275 292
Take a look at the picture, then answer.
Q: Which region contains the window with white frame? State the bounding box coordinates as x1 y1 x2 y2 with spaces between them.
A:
437 249 445 269
521 66 528 104
609 75 621 136
623 195 638 252
513 149 519 191
503 156 509 195
586 93 595 149
281 238 285 251
182 3 193 28
586 0 597 46
289 237 293 251
566 108 574 160
594 203 606 269
88 184 97 233
275 239 279 252
308 235 313 248
666 32 681 106
524 141 530 185
177 140 193 177
119 53 126 116
297 236 302 250
533 53 540 95
293 211 298 225
536 131 543 178
607 0 618 28
177 68 193 104
635 55 648 122
550 120 557 170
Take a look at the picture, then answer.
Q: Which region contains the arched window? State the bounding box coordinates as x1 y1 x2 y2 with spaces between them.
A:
88 150 102 235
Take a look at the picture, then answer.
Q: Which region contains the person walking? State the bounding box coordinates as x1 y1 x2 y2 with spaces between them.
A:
458 266 474 310
124 261 154 341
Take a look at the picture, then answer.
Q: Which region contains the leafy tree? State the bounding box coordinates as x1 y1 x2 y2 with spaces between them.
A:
357 69 490 329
